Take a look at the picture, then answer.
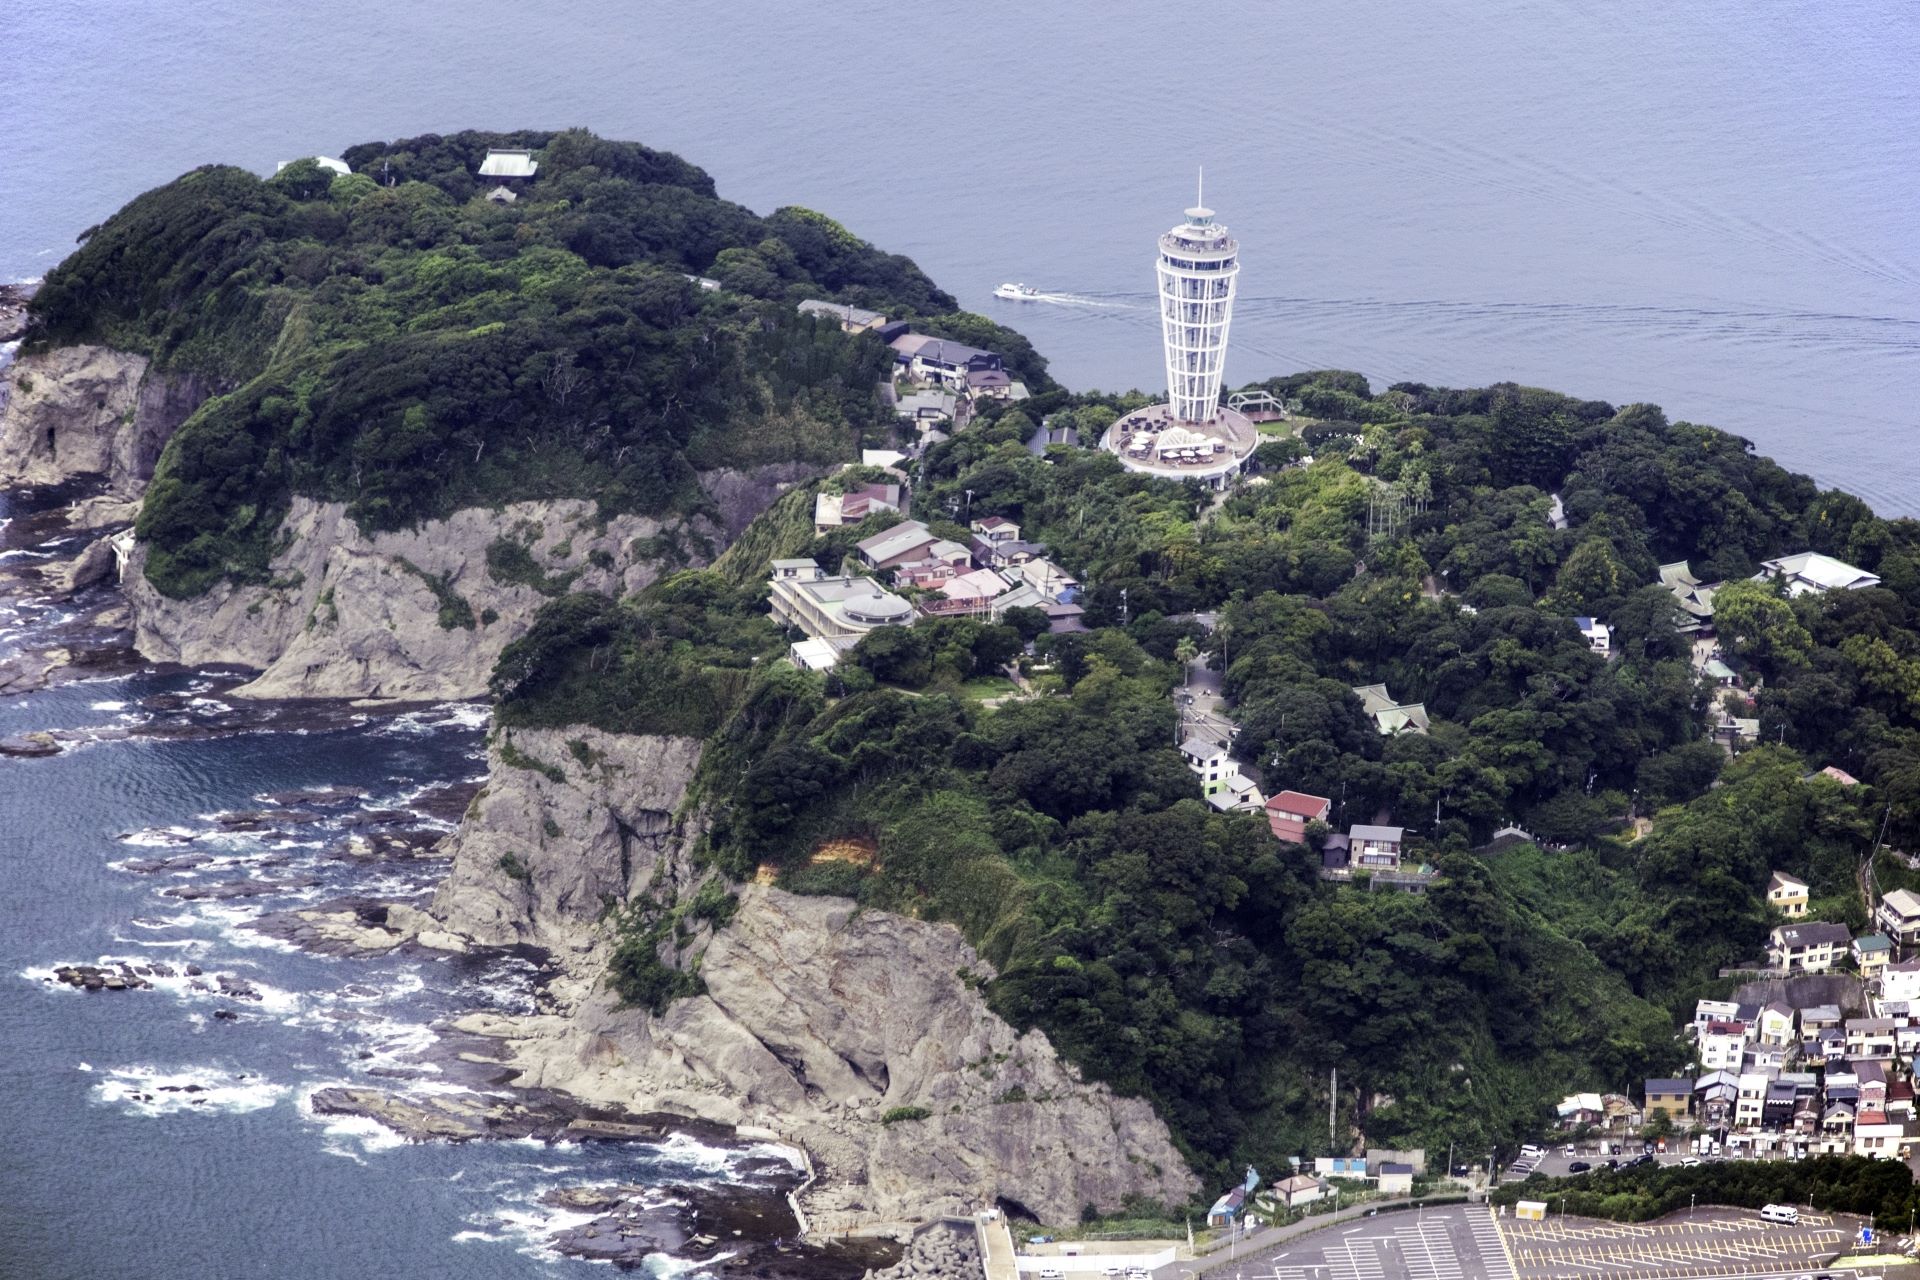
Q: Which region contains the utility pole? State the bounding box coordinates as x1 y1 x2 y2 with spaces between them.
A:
1329 1068 1337 1154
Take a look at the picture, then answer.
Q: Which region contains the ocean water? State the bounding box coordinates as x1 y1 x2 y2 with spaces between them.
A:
2 0 1915 510
0 486 799 1277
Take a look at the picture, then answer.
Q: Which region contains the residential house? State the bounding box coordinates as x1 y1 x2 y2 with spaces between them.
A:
1320 834 1352 875
1658 561 1721 633
1266 791 1332 845
1558 1092 1605 1128
1644 1078 1692 1124
1757 1003 1797 1048
1856 933 1894 976
1694 1071 1739 1127
1846 1018 1899 1060
796 299 887 333
1180 736 1235 794
1027 420 1080 457
476 148 539 180
1206 1186 1245 1227
1206 775 1266 814
1763 1081 1798 1130
1768 921 1849 973
1349 825 1406 871
917 567 1016 619
860 449 909 473
813 483 902 532
767 560 914 653
1877 889 1920 956
1744 1043 1788 1074
1800 1004 1843 1034
1574 616 1613 655
895 389 957 426
1855 1059 1889 1110
1812 765 1862 786
856 520 944 571
1351 684 1430 736
1273 1174 1325 1210
892 541 974 588
1887 1079 1915 1121
1015 557 1078 601
1822 1101 1857 1142
1767 871 1810 917
1375 1163 1414 1196
1803 1027 1846 1066
1692 999 1741 1034
1883 957 1920 1006
888 334 1006 393
1853 1115 1908 1160
1735 1072 1772 1129
1758 552 1882 597
1897 1025 1920 1057
1698 1020 1750 1072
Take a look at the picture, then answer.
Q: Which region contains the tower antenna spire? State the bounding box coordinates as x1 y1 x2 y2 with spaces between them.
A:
1197 166 1203 212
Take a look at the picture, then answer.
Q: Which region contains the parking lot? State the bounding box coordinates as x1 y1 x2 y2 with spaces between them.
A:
1501 1206 1859 1280
1227 1204 1864 1280
1239 1205 1518 1280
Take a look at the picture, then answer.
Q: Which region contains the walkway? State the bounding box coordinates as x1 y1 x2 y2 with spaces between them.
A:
978 1211 1018 1280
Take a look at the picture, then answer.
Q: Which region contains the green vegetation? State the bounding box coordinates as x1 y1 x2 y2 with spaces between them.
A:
880 1106 932 1125
496 852 532 883
27 129 1020 597
493 365 1920 1194
1493 1156 1920 1224
486 537 582 597
393 557 476 630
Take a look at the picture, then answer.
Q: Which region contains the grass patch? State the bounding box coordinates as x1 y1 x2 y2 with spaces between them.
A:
392 557 475 630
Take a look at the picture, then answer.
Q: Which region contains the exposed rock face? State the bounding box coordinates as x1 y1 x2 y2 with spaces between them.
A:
432 726 705 950
0 345 211 493
123 497 723 701
431 725 1199 1234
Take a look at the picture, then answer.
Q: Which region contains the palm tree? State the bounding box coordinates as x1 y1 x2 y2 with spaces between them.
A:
1174 636 1199 686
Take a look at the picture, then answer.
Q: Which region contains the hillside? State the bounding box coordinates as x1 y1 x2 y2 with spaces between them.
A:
20 128 1039 599
491 374 1920 1189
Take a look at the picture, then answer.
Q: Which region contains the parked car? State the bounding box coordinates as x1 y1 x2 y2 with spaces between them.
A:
1569 1161 1592 1173
1681 1156 1701 1167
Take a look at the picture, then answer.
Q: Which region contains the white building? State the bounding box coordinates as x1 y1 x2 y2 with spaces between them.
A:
477 148 539 179
767 559 914 659
1574 616 1612 655
1156 174 1240 423
1758 552 1881 597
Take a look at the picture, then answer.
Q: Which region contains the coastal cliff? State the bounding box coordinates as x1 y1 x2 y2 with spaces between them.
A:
0 344 212 496
122 497 721 702
433 726 1200 1233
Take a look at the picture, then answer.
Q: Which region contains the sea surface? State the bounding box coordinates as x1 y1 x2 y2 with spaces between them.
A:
0 482 801 1277
0 3 1916 1276
2 0 1916 510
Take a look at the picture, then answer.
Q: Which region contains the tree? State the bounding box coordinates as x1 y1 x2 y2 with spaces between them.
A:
1712 580 1814 671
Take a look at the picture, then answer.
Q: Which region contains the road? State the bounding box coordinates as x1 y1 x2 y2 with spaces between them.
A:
1184 1203 1869 1280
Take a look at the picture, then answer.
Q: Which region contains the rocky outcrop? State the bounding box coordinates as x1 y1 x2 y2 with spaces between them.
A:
429 724 1198 1235
123 498 723 701
460 887 1197 1232
432 726 704 950
0 345 212 494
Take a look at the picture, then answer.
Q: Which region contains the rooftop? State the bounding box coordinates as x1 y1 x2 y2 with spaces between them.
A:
477 148 539 179
1350 823 1404 843
1759 551 1881 595
1266 791 1332 817
1102 403 1259 480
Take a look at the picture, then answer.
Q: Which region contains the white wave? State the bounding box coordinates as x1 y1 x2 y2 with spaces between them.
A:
95 1064 287 1117
380 702 491 734
129 912 199 930
117 826 202 847
76 1062 92 1072
89 700 129 711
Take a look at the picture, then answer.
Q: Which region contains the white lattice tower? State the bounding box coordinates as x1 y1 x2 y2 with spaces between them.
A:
1156 171 1240 424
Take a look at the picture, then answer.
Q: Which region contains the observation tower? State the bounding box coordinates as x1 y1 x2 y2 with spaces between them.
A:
1102 174 1257 489
1156 174 1240 423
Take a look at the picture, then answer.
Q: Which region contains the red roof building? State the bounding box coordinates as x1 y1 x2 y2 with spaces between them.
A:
1264 790 1332 845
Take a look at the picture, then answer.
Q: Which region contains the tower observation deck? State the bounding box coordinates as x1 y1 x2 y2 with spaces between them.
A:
1156 177 1240 424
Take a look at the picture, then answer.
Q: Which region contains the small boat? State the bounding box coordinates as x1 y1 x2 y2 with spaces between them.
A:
993 282 1040 300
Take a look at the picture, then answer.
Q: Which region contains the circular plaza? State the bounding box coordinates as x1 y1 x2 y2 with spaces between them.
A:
1102 402 1259 487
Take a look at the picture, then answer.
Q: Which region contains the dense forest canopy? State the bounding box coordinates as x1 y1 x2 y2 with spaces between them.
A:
26 128 1044 597
498 367 1920 1192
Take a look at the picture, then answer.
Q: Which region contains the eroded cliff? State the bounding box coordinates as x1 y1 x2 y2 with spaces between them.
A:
0 345 212 494
122 497 723 702
433 726 1200 1233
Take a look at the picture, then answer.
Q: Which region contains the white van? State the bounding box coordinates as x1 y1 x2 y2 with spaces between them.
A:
1759 1204 1800 1226
1520 1144 1546 1159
